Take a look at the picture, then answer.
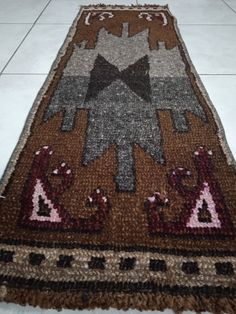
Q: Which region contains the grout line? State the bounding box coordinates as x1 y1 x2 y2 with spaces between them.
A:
1 73 48 76
199 74 236 76
0 0 53 75
0 23 33 25
179 23 236 26
222 0 236 15
32 22 71 25
1 73 236 76
1 23 236 26
35 22 71 25
0 22 71 25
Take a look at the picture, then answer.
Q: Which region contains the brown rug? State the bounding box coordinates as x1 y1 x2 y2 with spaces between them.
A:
0 4 236 313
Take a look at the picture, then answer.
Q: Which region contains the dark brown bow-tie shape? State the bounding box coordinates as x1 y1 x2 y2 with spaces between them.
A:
85 54 151 102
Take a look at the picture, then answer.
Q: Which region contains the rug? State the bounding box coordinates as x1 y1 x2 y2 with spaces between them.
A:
0 4 236 313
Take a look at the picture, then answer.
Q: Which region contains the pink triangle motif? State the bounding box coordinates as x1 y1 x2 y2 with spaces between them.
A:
30 179 62 222
187 182 221 228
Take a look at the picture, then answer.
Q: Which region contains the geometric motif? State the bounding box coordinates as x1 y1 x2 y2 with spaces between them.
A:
44 24 206 192
186 182 221 228
85 54 151 102
149 259 167 272
88 257 106 270
181 262 200 275
30 179 62 222
0 250 14 263
19 146 111 232
119 257 136 270
146 147 234 237
57 255 74 268
28 253 45 266
215 262 234 276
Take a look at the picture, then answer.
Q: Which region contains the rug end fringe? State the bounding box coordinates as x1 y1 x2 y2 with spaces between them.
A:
2 288 236 314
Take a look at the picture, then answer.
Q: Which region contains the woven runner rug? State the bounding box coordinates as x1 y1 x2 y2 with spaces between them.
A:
0 5 236 313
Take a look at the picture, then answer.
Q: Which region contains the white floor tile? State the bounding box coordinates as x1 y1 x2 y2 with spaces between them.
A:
0 24 31 72
38 0 80 24
76 0 136 4
37 0 137 25
224 0 236 12
0 302 43 314
137 0 236 24
179 25 236 74
0 302 191 314
200 74 236 158
3 24 70 74
0 0 49 23
0 74 46 177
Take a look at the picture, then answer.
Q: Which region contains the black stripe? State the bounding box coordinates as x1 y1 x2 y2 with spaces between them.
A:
0 237 235 257
0 274 235 297
14 223 236 240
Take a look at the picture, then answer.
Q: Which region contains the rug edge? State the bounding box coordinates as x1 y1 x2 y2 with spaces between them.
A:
171 12 236 170
0 7 85 196
1 287 236 314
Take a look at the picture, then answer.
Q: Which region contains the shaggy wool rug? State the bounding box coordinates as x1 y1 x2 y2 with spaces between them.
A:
0 5 235 313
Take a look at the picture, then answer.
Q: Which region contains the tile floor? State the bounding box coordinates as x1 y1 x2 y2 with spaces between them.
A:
0 0 236 313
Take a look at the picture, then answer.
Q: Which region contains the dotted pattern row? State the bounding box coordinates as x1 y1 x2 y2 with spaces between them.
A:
0 250 234 276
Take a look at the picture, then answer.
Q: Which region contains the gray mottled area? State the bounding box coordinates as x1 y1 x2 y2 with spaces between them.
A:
44 76 206 191
63 26 186 78
151 77 207 131
44 76 206 133
83 80 164 192
64 24 150 74
43 24 207 191
149 42 187 77
63 41 97 77
43 76 89 131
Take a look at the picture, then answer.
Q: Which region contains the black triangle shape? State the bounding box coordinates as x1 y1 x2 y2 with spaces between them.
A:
37 195 51 217
197 199 212 223
85 54 119 102
121 55 151 102
85 54 151 103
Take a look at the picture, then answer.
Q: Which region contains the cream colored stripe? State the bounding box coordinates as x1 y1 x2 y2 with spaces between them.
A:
0 261 235 287
0 243 234 261
0 244 235 287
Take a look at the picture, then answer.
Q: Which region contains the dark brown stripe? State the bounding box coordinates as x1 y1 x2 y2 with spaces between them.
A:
0 275 235 297
0 237 235 257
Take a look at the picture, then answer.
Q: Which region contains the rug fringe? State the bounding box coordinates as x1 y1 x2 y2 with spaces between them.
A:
2 287 236 313
81 4 170 11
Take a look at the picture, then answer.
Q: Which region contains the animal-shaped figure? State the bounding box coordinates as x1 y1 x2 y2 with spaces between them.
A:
146 147 234 236
20 146 111 232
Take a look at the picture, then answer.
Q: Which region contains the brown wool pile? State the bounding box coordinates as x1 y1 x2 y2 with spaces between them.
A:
0 5 236 314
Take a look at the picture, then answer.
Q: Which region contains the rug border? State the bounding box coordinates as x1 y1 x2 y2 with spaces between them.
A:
171 9 236 169
2 288 236 314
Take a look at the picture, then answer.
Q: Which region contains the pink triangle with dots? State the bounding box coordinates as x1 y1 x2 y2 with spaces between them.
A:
186 182 221 228
30 179 62 223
